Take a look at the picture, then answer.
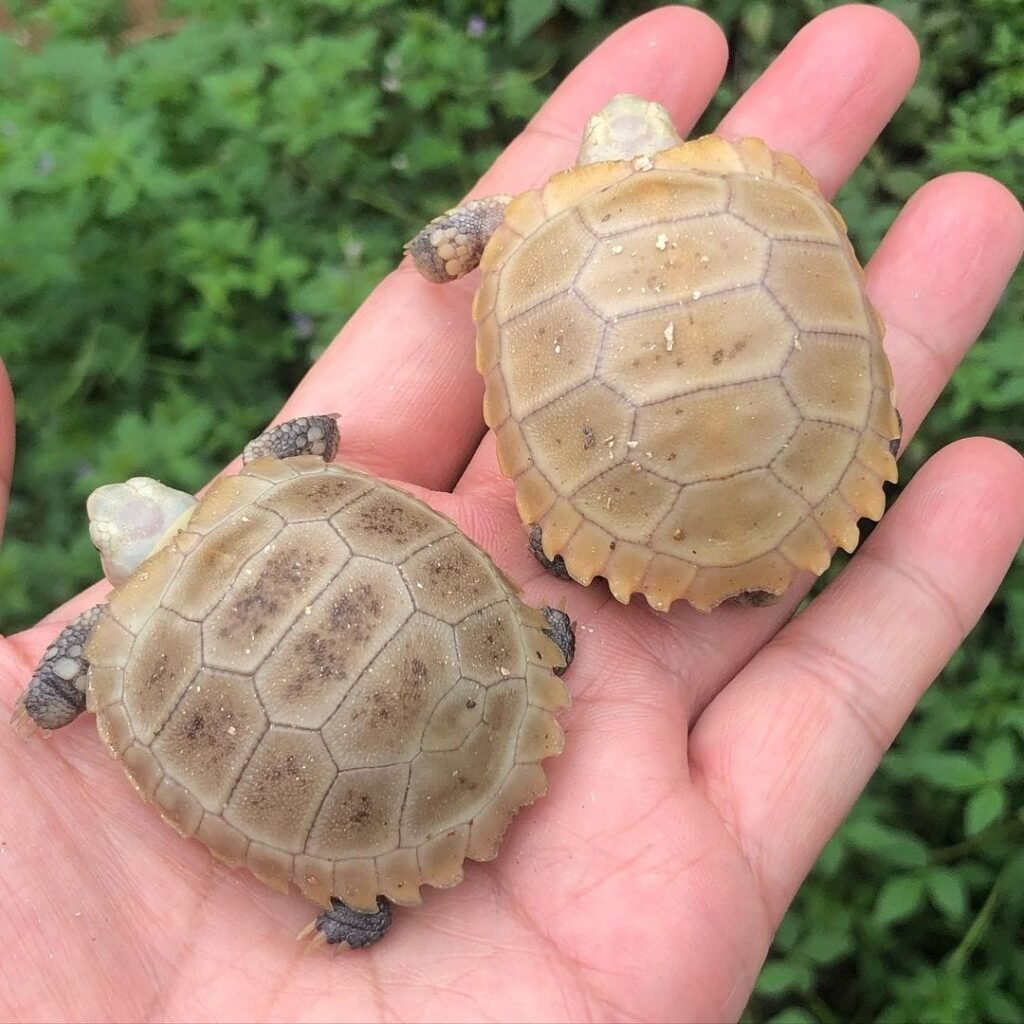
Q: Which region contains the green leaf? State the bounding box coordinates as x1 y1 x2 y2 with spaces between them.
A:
742 1 774 46
925 868 967 921
507 0 559 45
982 989 1024 1023
964 784 1006 835
755 960 813 998
800 927 852 965
765 1009 818 1024
844 820 930 867
873 875 925 927
904 752 987 791
982 734 1017 780
563 0 602 16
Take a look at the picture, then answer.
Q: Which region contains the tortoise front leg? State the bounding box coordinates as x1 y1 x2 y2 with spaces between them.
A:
243 415 341 464
11 604 105 735
406 196 513 283
300 896 393 950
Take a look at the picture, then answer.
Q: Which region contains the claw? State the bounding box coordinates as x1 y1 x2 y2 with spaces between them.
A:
10 697 50 740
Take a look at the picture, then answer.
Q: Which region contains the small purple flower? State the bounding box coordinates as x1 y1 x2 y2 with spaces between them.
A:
289 311 315 340
35 152 56 176
466 15 486 38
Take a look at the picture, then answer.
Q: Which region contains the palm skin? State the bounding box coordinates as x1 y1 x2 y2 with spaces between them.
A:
1 6 1022 1022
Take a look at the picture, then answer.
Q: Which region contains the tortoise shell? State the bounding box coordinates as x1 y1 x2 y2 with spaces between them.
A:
83 457 569 913
474 135 900 611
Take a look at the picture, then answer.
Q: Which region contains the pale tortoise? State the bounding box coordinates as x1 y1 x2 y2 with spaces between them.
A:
407 94 901 612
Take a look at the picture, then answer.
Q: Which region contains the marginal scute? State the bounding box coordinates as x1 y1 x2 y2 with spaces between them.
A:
294 854 334 907
155 776 204 838
376 847 424 906
466 763 547 862
416 827 469 889
247 842 293 893
95 701 133 757
333 859 382 915
121 742 163 799
563 520 618 586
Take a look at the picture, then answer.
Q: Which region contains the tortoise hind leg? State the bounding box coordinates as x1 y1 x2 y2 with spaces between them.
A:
243 415 341 464
299 896 393 950
529 525 571 581
12 604 105 735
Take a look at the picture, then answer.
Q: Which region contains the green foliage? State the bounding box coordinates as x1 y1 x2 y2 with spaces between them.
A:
0 1 1020 1020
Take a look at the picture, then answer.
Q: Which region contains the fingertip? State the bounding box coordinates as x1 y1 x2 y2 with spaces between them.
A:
524 4 729 156
867 172 1024 393
902 171 1024 238
924 436 1024 508
719 3 919 195
818 3 920 73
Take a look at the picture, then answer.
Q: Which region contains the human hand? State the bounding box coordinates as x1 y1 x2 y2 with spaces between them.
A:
2 6 1022 1022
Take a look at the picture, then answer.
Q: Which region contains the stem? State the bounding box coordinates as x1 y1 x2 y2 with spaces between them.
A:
944 859 1010 974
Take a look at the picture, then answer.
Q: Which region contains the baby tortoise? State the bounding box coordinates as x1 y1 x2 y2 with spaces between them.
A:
408 94 901 611
13 415 573 948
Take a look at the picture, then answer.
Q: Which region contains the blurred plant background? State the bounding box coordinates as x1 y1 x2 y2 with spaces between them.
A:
0 0 1020 1019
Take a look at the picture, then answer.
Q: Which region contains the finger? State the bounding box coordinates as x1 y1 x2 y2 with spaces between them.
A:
866 172 1024 445
689 438 1024 920
717 4 919 197
275 7 729 492
0 359 12 543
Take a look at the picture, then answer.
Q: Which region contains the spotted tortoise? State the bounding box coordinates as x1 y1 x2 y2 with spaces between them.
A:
13 416 574 948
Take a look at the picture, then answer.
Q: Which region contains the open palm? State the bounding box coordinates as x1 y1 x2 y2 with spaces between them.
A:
2 7 1022 1022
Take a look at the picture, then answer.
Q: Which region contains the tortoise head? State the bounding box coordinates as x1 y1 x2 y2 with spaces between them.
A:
577 93 682 167
87 477 196 586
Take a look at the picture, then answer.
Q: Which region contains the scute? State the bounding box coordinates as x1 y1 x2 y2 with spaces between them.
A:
480 134 899 610
91 461 569 908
